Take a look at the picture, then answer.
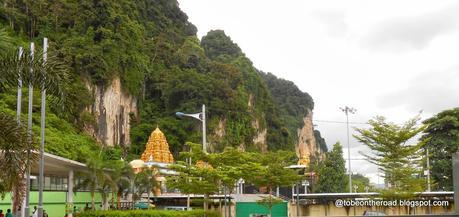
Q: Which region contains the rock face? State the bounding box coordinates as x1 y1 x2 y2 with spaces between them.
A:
252 119 267 152
85 77 137 147
297 110 323 164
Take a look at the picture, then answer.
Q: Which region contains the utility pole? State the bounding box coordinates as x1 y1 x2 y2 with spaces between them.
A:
340 106 356 193
426 148 431 192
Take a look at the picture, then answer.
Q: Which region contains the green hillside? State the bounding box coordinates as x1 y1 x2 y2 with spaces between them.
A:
0 0 324 160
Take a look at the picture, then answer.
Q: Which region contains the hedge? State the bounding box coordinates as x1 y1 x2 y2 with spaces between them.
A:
77 210 220 217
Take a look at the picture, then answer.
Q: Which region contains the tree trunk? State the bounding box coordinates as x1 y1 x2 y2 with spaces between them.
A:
204 194 209 217
91 191 95 210
117 191 121 209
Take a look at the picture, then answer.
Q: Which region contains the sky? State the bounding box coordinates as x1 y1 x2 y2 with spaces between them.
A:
177 0 459 184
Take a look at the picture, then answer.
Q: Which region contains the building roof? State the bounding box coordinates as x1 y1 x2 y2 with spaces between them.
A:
231 194 286 203
30 152 87 176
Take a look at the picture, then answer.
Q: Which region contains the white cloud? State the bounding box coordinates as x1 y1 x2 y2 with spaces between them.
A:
361 4 459 51
378 66 459 113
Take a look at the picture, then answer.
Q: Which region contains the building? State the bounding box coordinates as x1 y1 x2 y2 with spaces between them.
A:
0 152 103 217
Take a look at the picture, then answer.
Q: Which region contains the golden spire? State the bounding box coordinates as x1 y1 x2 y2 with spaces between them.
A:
140 127 174 163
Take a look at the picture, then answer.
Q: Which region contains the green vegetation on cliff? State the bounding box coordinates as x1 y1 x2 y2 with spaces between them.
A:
0 0 325 160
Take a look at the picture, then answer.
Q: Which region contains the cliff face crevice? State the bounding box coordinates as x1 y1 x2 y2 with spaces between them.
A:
85 77 137 147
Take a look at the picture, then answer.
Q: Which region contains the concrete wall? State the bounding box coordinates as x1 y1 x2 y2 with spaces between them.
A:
288 201 454 216
0 192 103 217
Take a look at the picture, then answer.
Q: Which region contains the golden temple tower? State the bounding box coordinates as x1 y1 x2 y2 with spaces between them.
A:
140 127 174 163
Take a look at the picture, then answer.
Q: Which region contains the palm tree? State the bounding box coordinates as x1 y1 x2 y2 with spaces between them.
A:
0 27 68 211
110 161 134 209
133 168 159 207
0 112 36 199
74 152 107 211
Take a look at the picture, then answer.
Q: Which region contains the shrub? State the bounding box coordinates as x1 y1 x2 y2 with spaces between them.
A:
77 210 220 217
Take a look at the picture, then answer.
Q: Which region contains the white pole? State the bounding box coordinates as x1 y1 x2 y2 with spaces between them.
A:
346 111 352 193
16 47 23 122
202 104 206 153
67 170 74 217
16 47 27 217
427 149 431 192
25 43 34 217
38 37 48 217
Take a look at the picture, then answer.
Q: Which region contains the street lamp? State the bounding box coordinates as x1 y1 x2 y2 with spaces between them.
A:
340 106 356 193
175 104 207 153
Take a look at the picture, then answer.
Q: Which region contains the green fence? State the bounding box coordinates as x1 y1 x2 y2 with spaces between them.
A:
0 191 103 217
235 202 287 217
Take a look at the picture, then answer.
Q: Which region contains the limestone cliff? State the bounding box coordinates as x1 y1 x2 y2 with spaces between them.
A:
85 77 137 147
252 119 268 152
296 110 325 164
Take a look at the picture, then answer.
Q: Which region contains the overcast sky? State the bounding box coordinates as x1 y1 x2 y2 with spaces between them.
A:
177 0 459 184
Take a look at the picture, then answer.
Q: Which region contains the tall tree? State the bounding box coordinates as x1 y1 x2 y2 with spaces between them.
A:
0 112 36 199
74 152 109 210
421 107 459 190
354 116 424 198
167 143 220 213
315 142 348 193
133 168 159 208
244 151 301 217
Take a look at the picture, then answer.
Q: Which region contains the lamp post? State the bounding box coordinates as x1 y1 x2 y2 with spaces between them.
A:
175 104 207 153
340 106 356 193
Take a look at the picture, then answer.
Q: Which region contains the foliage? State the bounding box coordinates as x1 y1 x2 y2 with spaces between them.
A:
315 142 348 193
354 116 425 199
351 173 374 193
74 151 114 210
168 143 300 212
259 71 314 133
77 210 220 217
243 151 302 193
421 107 459 191
256 195 284 217
200 30 242 60
0 112 36 199
133 168 159 202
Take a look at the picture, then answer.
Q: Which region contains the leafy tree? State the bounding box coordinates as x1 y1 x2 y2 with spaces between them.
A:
246 151 302 193
74 152 110 210
115 161 135 209
256 195 284 217
201 30 242 60
421 107 459 190
315 142 348 193
354 116 425 199
352 173 374 193
167 143 220 213
133 168 159 206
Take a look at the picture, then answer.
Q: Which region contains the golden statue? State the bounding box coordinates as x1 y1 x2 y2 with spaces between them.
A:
297 147 310 167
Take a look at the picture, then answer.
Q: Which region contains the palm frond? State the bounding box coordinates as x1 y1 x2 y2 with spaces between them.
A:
0 47 69 104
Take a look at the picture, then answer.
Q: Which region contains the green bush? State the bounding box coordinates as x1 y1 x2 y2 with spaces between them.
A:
78 210 220 217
